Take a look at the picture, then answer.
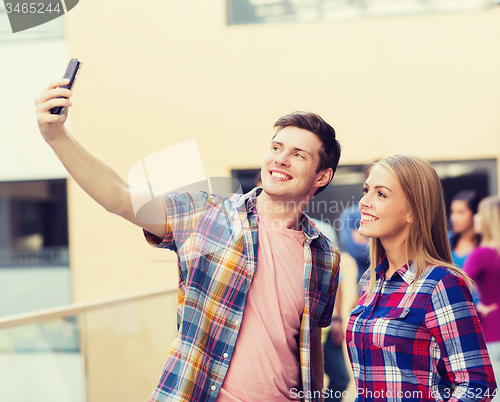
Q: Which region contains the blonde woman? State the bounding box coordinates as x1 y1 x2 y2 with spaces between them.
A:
464 196 500 401
346 155 496 402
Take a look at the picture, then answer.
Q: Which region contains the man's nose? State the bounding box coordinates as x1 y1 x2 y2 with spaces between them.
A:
275 152 291 166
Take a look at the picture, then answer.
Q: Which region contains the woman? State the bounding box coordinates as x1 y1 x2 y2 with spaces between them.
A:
449 190 481 268
464 196 500 401
346 155 496 402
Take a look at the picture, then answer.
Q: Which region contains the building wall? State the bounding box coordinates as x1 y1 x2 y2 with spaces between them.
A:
0 40 69 182
63 1 500 301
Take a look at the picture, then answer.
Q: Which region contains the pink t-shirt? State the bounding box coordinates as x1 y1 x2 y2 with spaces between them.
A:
216 210 306 402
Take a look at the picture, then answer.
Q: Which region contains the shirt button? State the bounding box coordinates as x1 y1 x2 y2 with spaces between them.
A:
211 385 216 391
235 321 240 326
385 313 390 317
223 353 228 358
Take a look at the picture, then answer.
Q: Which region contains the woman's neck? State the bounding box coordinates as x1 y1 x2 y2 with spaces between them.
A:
382 239 409 279
454 227 477 256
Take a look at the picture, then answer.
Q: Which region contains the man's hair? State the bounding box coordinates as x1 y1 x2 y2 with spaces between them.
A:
273 111 341 195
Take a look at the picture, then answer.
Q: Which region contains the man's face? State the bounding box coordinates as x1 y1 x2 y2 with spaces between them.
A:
260 126 329 201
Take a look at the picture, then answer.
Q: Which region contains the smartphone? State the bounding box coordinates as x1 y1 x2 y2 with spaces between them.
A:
50 58 82 115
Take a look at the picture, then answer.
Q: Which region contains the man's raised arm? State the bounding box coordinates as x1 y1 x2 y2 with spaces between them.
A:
35 79 167 239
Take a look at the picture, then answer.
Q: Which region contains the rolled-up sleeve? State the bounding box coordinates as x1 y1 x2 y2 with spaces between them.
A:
143 191 210 251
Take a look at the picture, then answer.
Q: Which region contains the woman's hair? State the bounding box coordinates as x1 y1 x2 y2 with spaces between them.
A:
450 190 482 249
365 155 472 294
477 195 500 252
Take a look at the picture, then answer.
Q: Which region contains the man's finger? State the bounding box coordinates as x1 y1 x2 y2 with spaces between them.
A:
36 87 73 106
36 97 71 114
41 78 71 95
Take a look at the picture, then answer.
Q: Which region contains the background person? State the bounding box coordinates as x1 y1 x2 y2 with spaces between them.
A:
322 281 350 402
449 189 482 268
35 81 341 402
346 155 496 402
464 195 500 401
338 204 369 285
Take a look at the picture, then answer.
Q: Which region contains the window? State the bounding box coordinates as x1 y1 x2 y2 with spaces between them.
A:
432 158 497 216
0 179 69 267
232 158 498 246
227 0 493 25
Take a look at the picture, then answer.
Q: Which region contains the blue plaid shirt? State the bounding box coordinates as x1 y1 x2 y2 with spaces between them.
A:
144 188 340 402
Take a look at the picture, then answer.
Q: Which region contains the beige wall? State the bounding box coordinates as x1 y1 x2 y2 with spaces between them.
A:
64 1 500 301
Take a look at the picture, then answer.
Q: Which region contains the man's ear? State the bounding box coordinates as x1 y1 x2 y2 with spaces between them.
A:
317 168 333 188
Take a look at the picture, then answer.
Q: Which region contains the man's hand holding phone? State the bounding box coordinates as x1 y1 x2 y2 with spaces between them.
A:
35 78 73 142
35 59 81 142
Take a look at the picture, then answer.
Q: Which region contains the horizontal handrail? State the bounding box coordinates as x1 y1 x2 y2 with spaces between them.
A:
0 286 177 330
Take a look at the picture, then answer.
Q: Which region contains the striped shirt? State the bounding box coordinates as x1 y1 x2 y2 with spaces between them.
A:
346 258 497 402
144 188 340 402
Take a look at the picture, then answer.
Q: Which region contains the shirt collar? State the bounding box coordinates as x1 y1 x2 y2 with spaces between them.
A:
244 187 262 210
375 257 416 285
241 188 324 249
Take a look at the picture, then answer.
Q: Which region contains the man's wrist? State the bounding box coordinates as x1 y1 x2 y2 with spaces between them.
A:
332 316 342 323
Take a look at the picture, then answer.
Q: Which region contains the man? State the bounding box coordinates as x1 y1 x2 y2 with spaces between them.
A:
35 79 341 402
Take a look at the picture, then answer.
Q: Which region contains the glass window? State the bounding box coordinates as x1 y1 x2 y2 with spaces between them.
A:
232 158 498 245
227 0 493 25
0 179 69 267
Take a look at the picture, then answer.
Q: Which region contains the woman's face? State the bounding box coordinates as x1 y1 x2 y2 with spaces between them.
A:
358 165 411 244
450 200 474 234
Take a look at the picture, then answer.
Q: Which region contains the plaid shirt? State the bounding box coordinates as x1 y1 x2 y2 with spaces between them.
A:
346 258 497 402
144 188 340 402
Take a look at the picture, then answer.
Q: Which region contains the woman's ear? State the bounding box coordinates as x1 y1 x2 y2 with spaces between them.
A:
407 213 413 224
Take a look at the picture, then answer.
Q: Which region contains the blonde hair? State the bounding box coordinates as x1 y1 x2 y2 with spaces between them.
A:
477 196 500 253
365 155 472 294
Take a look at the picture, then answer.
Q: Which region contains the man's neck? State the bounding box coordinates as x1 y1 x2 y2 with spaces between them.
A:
255 190 310 231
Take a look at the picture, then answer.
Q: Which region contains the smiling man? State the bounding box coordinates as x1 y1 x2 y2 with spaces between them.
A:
35 83 342 402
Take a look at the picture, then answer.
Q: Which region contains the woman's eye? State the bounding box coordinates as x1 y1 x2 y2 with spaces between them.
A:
362 188 368 195
378 191 386 198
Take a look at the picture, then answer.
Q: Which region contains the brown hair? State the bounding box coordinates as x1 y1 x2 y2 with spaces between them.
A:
273 111 341 195
365 155 472 293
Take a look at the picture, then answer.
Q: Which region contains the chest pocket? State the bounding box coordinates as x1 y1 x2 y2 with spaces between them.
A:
371 307 410 348
347 304 366 346
349 304 366 316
